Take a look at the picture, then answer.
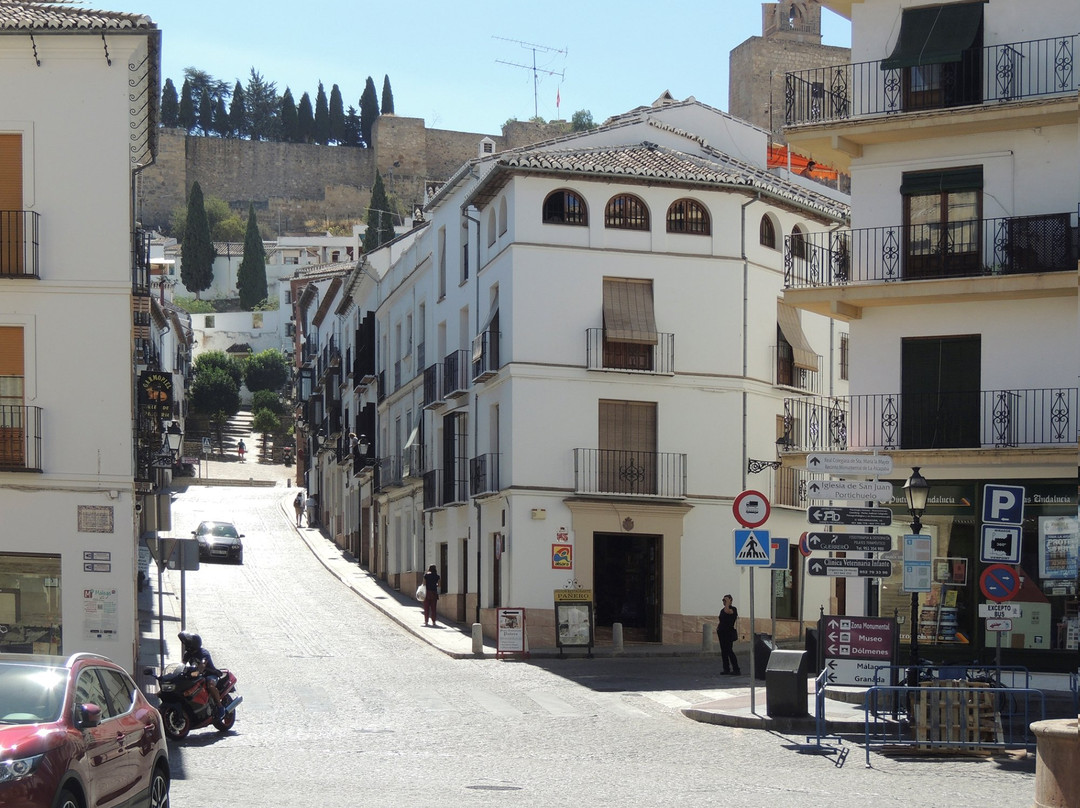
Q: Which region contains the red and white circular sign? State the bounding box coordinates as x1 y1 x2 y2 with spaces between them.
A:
733 489 771 528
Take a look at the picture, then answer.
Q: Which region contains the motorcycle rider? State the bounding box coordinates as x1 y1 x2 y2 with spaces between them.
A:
178 631 224 720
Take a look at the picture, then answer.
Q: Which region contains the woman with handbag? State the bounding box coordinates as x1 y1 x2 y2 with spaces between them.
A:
422 564 440 627
717 594 741 675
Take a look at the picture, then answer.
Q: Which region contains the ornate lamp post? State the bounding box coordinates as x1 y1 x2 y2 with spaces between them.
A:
903 467 930 687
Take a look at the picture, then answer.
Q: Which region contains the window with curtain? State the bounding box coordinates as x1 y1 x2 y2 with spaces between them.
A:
902 166 983 279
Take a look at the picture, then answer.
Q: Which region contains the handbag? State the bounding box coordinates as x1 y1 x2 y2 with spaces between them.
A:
415 583 426 601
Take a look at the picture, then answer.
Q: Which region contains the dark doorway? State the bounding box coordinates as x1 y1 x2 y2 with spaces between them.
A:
593 533 662 643
901 336 981 449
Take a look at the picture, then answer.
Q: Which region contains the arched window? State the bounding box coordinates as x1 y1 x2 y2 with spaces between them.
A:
605 194 649 230
790 225 808 260
759 215 777 248
542 189 587 225
498 197 508 235
666 198 710 235
486 209 497 247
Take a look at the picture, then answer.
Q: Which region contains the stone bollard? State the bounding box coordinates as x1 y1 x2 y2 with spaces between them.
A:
471 623 483 655
612 622 624 652
1031 718 1080 808
702 623 714 651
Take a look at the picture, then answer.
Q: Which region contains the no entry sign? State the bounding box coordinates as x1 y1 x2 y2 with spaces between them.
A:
980 563 1021 603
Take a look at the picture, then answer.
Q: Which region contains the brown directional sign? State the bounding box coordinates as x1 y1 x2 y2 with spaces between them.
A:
823 615 895 661
806 506 893 526
805 532 893 553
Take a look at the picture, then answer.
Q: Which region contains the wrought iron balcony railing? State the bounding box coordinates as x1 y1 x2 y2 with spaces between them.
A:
0 405 43 472
469 453 501 497
785 34 1078 127
422 469 443 510
573 448 686 498
785 212 1078 288
471 330 500 383
776 344 820 394
133 227 151 296
0 211 40 279
422 467 468 510
443 350 470 399
586 329 675 374
783 387 1077 452
422 364 443 409
376 456 402 489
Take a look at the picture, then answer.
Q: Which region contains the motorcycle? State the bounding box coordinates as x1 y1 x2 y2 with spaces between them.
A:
282 445 294 466
146 663 242 740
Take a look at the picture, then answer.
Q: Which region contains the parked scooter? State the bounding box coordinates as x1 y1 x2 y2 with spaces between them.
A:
283 445 294 465
146 663 242 740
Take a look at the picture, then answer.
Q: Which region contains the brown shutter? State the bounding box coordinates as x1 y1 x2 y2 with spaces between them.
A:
599 400 657 494
0 327 23 376
0 134 21 210
603 279 658 345
777 302 818 371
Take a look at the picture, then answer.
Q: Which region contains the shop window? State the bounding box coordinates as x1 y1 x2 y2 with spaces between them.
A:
0 553 61 654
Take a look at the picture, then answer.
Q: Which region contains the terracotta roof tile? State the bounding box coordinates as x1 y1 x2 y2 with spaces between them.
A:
0 1 154 30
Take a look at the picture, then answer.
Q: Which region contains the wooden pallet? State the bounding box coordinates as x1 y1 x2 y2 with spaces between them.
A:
912 681 1004 754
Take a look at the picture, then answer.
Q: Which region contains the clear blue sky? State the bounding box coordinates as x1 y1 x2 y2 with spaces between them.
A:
109 0 850 135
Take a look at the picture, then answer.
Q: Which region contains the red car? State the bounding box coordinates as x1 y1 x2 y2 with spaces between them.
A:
0 652 170 808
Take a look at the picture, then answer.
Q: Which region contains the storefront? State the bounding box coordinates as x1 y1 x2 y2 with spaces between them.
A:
873 479 1079 671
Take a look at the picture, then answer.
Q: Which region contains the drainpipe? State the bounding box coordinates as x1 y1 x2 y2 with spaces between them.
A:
463 207 482 626
739 194 759 492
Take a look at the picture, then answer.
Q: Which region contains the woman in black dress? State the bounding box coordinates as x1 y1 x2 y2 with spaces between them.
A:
717 594 741 675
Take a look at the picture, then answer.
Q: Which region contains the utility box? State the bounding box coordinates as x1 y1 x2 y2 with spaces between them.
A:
765 649 809 718
754 633 776 680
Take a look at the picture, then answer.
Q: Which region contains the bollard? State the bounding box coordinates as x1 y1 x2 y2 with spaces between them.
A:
702 623 714 651
1031 718 1080 808
471 623 483 655
612 622 624 652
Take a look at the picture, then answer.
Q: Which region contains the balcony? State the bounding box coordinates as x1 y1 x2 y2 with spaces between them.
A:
443 349 469 399
422 468 469 510
776 343 820 394
785 212 1078 289
573 448 686 499
469 453 500 497
586 329 675 374
471 330 500 383
133 227 151 296
0 405 43 472
422 364 444 409
0 211 40 279
376 456 403 489
786 34 1078 130
402 444 423 479
783 387 1077 452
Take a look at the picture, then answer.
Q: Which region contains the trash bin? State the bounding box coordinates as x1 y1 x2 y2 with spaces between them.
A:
765 649 809 718
753 633 776 681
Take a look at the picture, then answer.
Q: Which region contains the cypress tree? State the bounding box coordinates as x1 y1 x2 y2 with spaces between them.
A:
213 96 229 136
244 69 280 142
178 78 196 132
237 204 268 309
359 76 379 148
160 78 179 128
381 74 395 114
343 106 361 147
279 88 298 143
229 81 246 138
297 92 314 144
314 81 330 145
198 90 214 135
363 171 395 252
329 84 345 144
180 181 215 299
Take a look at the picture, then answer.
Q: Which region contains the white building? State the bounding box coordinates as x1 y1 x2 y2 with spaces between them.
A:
343 97 851 647
0 4 160 669
783 0 1078 668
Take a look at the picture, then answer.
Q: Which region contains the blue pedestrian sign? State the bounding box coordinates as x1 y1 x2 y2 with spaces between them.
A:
734 529 772 566
982 484 1025 526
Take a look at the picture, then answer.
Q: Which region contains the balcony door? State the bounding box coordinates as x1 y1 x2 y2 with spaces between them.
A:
598 400 656 495
0 134 23 276
901 336 980 449
902 167 983 279
0 327 25 468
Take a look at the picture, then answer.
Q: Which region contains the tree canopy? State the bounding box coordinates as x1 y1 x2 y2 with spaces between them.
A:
363 171 396 252
180 181 215 298
160 78 179 127
189 365 240 419
380 75 394 114
314 82 330 145
192 350 243 388
359 76 379 148
237 204 268 309
242 349 290 392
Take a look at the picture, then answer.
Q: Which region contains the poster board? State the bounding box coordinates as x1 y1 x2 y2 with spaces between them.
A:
496 608 527 657
554 588 594 655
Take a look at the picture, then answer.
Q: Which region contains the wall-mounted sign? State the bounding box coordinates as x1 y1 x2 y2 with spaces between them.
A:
551 544 572 570
138 370 174 423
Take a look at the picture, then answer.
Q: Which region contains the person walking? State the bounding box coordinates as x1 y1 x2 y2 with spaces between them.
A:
237 439 246 463
717 594 741 675
306 493 318 528
422 564 440 627
293 490 305 527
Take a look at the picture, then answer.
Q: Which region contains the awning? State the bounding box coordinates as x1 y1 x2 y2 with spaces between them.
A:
777 302 818 371
900 165 983 195
881 2 984 70
603 279 657 345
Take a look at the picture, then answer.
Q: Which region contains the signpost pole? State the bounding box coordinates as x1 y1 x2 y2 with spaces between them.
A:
156 561 165 669
749 569 756 715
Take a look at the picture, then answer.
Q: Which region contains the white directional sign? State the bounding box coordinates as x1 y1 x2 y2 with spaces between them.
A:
822 658 890 687
978 602 1023 619
806 453 893 476
985 618 1013 632
805 479 895 503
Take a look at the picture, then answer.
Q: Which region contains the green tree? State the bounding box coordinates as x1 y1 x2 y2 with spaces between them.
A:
252 408 282 457
178 78 196 131
172 194 243 241
228 81 246 138
243 349 289 392
359 76 379 147
251 389 283 415
182 67 230 107
180 181 215 298
160 78 179 128
363 171 395 252
213 96 229 136
297 92 314 143
189 367 241 448
380 74 394 114
193 350 242 388
198 89 214 135
571 109 596 131
343 106 361 147
237 204 268 309
279 88 298 143
244 68 279 141
314 81 330 145
328 84 345 144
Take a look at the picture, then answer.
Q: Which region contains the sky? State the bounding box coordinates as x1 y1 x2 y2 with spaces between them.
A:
108 0 851 136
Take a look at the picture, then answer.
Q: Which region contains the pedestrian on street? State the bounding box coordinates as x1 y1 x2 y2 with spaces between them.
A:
293 490 305 527
237 439 246 462
306 493 318 528
717 594 741 675
422 564 440 627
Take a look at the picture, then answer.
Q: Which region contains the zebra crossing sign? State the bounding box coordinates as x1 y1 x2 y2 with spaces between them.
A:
734 529 772 566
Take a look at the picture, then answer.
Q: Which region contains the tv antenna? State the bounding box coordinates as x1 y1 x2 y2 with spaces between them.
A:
494 36 566 119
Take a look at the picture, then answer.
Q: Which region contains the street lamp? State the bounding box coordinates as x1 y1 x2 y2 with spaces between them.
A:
903 467 931 686
162 421 184 459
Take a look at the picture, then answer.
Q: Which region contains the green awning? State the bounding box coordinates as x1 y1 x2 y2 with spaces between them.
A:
881 2 984 70
900 166 983 195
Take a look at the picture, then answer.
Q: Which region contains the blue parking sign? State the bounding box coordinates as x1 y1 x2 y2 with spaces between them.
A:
982 484 1025 526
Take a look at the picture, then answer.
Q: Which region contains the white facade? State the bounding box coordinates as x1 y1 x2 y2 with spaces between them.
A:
0 7 160 670
786 1 1078 664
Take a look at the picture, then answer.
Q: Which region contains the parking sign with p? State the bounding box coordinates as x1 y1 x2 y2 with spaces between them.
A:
982 484 1025 526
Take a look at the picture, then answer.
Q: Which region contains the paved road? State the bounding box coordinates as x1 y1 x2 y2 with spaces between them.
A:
149 483 1038 807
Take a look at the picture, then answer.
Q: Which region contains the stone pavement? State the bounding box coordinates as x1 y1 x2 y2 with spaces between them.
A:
139 450 1077 737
